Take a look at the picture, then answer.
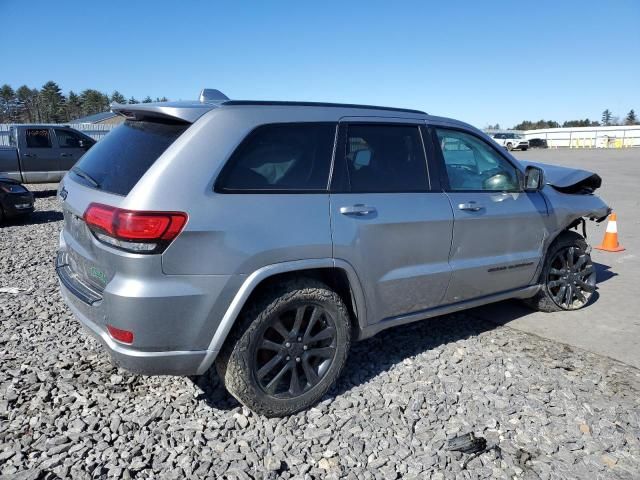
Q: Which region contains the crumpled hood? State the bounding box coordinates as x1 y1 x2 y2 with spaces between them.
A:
518 160 602 193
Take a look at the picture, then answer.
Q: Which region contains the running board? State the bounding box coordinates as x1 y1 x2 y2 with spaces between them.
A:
358 285 540 340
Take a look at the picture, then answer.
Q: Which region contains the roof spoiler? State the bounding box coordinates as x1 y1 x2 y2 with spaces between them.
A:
110 88 229 123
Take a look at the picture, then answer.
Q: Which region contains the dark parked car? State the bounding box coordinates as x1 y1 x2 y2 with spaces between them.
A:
0 177 34 222
529 138 549 149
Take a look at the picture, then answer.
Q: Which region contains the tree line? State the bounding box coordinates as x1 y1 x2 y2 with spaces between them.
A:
509 109 638 131
0 81 168 124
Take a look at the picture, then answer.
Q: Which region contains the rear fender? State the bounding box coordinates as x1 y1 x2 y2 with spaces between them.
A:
196 258 367 374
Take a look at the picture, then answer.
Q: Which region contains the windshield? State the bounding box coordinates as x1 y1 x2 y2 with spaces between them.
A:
71 120 188 196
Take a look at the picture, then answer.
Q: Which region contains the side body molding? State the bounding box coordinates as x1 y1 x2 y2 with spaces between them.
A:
196 258 367 374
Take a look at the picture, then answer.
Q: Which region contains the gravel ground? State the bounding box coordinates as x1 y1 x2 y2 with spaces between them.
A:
1 185 639 479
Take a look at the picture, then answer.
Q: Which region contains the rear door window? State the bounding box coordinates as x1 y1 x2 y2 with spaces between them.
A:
26 128 52 148
71 120 188 195
342 124 429 192
216 123 336 192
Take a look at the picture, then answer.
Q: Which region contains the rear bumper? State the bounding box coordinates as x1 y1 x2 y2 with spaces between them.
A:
58 278 209 375
55 232 239 376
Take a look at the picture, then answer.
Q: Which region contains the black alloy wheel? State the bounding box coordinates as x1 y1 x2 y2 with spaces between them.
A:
546 245 596 309
254 303 337 398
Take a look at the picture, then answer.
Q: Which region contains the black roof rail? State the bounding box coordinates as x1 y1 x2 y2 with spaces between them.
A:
221 100 426 115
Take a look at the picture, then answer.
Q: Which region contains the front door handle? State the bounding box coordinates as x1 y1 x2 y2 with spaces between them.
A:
60 153 73 158
339 204 376 216
458 202 483 212
23 153 36 158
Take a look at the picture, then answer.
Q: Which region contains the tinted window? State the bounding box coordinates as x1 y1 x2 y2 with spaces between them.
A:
436 129 520 191
217 123 336 192
344 124 428 192
26 128 52 148
72 120 188 196
55 129 84 148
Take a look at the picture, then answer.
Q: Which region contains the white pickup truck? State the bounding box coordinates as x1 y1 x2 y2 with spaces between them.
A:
491 132 529 151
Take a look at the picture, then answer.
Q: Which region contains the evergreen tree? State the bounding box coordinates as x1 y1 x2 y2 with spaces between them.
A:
80 89 110 116
0 84 17 122
601 109 612 126
142 96 153 103
16 85 38 122
128 96 139 104
110 90 127 105
66 91 83 121
625 109 637 125
39 81 66 122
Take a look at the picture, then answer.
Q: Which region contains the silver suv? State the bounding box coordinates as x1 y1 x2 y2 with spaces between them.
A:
57 92 609 416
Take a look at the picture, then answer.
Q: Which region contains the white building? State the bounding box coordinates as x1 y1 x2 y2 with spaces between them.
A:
522 125 640 148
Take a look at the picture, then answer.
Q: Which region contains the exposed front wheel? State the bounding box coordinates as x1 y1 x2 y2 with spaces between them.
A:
216 279 351 417
524 232 596 312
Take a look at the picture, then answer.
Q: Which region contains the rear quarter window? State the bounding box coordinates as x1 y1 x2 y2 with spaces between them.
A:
71 120 188 196
216 123 336 193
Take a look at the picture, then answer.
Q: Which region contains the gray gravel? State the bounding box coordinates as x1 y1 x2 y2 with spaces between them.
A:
1 185 639 479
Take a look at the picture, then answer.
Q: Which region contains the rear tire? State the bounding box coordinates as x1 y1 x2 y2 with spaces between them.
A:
215 279 351 417
506 142 514 151
523 231 596 312
521 147 528 151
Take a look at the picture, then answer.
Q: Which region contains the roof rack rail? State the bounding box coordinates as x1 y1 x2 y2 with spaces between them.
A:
221 100 426 115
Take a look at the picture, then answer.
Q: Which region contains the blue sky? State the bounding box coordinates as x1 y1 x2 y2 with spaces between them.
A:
2 0 638 128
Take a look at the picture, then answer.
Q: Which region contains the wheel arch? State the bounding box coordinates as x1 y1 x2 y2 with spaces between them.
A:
531 225 586 286
196 258 367 374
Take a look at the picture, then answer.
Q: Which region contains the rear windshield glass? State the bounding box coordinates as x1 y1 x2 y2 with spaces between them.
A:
71 120 188 195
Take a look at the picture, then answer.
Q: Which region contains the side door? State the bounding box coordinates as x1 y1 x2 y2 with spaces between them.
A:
19 127 60 182
431 126 549 303
330 120 454 325
54 128 90 173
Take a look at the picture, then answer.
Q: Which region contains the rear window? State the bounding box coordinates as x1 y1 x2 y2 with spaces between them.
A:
216 123 336 192
71 120 188 196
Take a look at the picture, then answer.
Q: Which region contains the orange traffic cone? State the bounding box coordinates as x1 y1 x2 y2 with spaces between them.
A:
595 212 625 252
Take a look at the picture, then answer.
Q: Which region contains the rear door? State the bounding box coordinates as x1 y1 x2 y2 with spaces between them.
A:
431 126 548 303
54 128 90 172
330 120 453 325
20 127 60 182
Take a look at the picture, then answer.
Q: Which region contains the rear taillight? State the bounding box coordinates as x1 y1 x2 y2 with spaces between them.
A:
83 203 187 254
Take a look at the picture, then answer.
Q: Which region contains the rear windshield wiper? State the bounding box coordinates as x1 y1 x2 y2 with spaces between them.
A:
72 167 101 189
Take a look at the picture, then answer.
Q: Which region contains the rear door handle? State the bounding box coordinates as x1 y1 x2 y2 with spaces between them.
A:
60 153 73 158
339 204 376 216
23 153 36 158
458 202 483 212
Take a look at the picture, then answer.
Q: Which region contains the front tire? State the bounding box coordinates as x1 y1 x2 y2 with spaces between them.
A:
216 279 351 417
524 231 596 312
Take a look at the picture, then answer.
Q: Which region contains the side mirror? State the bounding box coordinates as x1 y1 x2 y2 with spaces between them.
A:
524 166 544 191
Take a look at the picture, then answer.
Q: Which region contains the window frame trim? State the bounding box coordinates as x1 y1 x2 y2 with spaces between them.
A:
330 121 434 194
214 122 339 194
429 125 525 193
